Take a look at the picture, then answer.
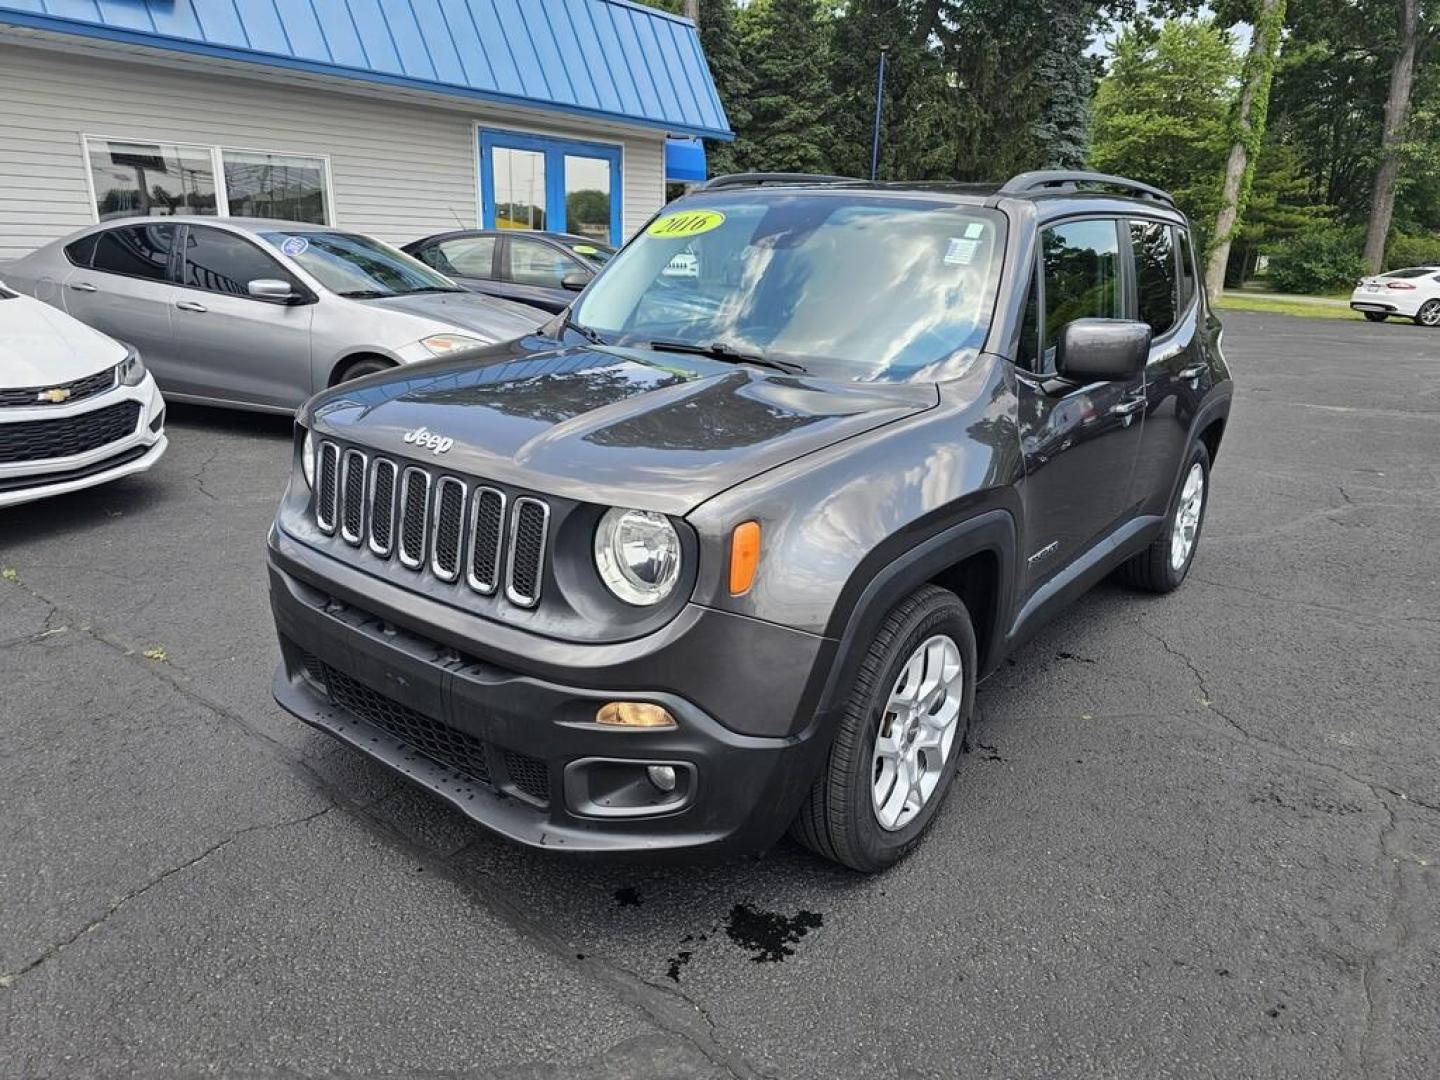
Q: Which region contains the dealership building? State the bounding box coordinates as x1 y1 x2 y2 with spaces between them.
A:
0 0 729 263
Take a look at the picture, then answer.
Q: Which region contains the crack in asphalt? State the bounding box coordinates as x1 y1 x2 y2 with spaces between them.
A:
1189 575 1440 631
0 575 765 1080
0 806 334 989
189 445 222 503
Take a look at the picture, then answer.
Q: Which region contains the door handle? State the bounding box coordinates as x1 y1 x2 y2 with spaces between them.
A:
68 281 98 293
175 300 208 313
1178 363 1207 381
1109 395 1147 417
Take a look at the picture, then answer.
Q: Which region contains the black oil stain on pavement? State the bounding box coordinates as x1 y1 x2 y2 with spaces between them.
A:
725 904 823 963
613 886 642 908
665 931 707 982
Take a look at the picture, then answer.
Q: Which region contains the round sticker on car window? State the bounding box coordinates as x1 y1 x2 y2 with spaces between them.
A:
646 210 725 239
280 236 309 257
572 244 599 256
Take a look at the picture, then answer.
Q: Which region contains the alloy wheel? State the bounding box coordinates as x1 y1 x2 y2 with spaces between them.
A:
1170 462 1206 571
1419 300 1440 327
871 634 964 831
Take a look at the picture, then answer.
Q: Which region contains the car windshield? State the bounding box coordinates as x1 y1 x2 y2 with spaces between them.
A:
568 241 615 264
572 193 1007 383
261 231 461 298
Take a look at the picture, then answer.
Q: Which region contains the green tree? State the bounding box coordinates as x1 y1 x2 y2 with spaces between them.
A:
696 0 753 177
731 0 836 173
1090 20 1240 252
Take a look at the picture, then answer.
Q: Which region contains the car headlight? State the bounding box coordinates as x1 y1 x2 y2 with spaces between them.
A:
594 507 682 606
420 333 486 356
117 346 146 386
301 428 315 490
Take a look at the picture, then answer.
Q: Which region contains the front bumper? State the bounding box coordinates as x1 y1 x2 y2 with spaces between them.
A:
0 375 166 509
269 537 834 859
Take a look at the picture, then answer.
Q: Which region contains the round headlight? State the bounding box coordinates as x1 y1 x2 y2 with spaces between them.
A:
594 507 681 606
301 429 315 489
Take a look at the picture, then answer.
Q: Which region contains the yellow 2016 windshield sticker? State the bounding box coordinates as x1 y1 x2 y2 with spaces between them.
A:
646 209 725 239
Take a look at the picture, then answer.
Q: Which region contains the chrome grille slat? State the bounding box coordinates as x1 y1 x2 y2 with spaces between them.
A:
311 444 548 606
505 497 549 609
368 458 397 558
466 486 506 596
339 449 367 546
316 442 340 535
430 477 467 583
398 467 431 569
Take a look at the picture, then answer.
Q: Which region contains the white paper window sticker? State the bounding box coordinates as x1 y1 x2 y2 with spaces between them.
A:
963 222 986 239
944 237 981 265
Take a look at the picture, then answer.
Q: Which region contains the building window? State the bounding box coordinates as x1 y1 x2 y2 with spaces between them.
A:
480 130 621 245
222 150 328 224
88 139 217 220
84 138 330 225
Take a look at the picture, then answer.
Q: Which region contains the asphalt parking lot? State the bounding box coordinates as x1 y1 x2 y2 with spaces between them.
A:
2 310 1437 1080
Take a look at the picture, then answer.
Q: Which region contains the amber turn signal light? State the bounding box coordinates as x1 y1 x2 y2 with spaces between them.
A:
729 520 761 596
596 702 676 729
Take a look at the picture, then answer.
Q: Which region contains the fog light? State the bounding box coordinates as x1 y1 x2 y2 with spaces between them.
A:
596 702 675 729
646 764 677 792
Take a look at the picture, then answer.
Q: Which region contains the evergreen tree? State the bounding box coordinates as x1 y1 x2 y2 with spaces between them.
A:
1032 1 1101 169
696 0 753 177
732 0 836 173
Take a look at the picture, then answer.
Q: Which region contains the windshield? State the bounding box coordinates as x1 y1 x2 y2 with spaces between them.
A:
573 194 1007 382
261 231 460 298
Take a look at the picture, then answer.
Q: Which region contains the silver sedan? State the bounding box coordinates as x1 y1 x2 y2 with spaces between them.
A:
1 217 549 413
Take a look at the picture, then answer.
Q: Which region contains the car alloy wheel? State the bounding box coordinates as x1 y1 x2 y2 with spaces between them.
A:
1417 300 1440 327
871 634 964 831
1170 462 1206 572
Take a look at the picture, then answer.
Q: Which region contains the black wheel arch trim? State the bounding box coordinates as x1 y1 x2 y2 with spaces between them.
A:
804 508 1017 724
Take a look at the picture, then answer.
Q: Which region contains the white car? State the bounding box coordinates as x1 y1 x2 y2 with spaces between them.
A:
1 281 166 508
1349 266 1440 326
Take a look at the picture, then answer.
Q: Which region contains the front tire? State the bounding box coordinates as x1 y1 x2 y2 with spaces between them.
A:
791 585 976 873
1415 300 1440 327
1117 441 1211 593
335 356 395 384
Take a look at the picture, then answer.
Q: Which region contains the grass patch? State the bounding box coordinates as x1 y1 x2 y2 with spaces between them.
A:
1216 294 1363 321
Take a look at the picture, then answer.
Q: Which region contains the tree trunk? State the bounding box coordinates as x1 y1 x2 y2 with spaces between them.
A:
1363 0 1420 273
1205 0 1286 300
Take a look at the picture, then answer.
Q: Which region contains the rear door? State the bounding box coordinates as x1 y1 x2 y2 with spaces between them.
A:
1127 221 1210 517
1014 217 1149 593
61 223 179 373
169 225 315 409
413 234 511 301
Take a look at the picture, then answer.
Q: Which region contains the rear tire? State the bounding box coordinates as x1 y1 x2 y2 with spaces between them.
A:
1415 300 1440 328
334 356 394 384
790 585 976 873
1117 441 1211 593
1363 311 1389 323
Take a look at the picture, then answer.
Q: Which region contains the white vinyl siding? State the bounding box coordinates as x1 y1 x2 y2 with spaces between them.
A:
0 43 667 262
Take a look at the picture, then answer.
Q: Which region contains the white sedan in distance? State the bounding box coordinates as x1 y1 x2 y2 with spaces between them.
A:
1349 266 1440 326
1 281 166 508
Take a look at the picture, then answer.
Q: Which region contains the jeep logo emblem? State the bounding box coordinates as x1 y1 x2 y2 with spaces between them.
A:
403 426 454 455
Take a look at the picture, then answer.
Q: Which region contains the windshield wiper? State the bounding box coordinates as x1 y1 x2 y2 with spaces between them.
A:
404 286 465 294
645 338 807 375
337 289 394 299
563 315 607 345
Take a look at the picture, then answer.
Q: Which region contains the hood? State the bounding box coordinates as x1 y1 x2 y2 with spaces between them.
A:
309 344 938 516
0 291 125 385
355 291 547 343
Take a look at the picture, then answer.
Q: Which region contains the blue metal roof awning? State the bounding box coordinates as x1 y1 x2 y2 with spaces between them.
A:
664 137 707 182
0 0 734 140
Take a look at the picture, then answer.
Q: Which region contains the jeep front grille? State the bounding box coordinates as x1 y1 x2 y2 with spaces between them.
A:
313 442 549 607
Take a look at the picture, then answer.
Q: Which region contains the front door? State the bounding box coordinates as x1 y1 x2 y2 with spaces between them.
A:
169 225 315 409
1015 217 1148 595
61 222 179 373
479 130 622 245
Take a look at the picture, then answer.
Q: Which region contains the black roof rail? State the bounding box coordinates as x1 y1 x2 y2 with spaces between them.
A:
998 170 1176 207
699 172 861 191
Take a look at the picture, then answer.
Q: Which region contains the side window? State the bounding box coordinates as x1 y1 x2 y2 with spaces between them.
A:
64 233 99 268
436 236 497 278
1131 220 1178 335
1041 219 1123 365
91 224 176 281
182 226 291 297
1017 265 1042 373
1176 228 1198 311
507 237 576 288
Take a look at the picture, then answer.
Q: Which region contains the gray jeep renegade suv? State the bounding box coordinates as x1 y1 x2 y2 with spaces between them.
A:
268 171 1232 872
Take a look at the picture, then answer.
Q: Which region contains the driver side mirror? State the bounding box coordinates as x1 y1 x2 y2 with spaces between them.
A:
248 278 299 303
561 271 592 292
1055 318 1151 382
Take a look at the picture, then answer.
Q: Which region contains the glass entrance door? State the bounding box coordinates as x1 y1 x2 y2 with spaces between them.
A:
480 130 621 244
